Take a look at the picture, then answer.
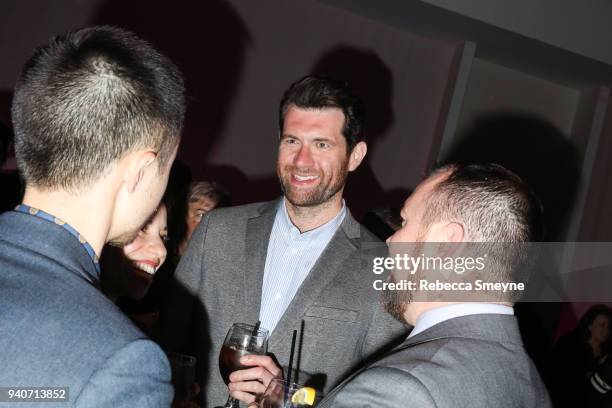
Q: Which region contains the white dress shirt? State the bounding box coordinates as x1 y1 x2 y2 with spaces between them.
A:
259 199 346 333
408 303 514 338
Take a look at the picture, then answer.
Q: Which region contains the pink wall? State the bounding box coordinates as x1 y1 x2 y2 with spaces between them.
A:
0 0 461 215
2 0 611 362
579 96 612 241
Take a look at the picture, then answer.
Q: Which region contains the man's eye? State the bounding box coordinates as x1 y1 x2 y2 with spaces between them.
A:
316 142 329 149
160 234 170 243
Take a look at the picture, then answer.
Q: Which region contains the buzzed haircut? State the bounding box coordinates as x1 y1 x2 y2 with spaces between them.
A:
279 75 365 151
424 163 543 243
423 163 543 301
11 25 186 190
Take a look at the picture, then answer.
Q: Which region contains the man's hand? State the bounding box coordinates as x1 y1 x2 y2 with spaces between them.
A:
228 355 283 404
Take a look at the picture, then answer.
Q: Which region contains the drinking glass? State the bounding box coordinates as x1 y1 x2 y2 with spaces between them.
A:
219 323 269 408
258 379 319 408
167 351 197 402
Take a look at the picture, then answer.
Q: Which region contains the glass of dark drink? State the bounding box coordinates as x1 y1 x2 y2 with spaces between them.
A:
219 323 269 408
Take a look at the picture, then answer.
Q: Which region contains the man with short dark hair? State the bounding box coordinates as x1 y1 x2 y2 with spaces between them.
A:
159 76 406 407
318 163 552 408
0 26 185 406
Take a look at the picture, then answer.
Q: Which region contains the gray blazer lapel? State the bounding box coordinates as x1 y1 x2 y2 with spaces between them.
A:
243 200 279 325
269 211 362 349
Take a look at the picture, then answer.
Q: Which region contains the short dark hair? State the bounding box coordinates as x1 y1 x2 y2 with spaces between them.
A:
12 26 185 190
279 76 365 151
424 163 543 243
423 163 543 301
578 304 612 344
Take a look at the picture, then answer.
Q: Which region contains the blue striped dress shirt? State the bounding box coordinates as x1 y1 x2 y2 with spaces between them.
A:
259 198 347 333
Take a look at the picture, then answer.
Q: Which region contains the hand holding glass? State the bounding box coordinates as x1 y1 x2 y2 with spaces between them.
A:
219 323 269 408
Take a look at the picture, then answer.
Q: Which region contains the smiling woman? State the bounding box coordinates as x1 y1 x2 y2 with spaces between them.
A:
101 204 168 298
123 204 168 282
100 203 169 333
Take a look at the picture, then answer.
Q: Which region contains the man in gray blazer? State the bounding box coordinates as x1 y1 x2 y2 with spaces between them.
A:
0 27 185 406
159 76 406 407
319 163 552 407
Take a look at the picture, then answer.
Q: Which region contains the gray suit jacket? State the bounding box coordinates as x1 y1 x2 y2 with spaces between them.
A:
319 314 552 408
0 211 173 407
158 199 407 407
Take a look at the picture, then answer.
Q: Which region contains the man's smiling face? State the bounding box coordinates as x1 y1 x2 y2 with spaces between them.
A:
277 105 352 208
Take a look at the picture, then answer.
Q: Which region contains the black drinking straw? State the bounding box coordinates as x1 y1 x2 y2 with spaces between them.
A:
295 320 305 383
251 320 261 337
248 320 262 351
286 329 298 399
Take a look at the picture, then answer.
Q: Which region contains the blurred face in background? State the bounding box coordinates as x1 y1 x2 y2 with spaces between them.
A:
185 195 217 242
589 314 611 345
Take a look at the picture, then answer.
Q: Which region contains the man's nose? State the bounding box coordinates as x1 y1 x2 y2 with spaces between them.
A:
294 145 314 167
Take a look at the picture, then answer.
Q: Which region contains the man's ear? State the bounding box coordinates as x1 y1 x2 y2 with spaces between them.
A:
442 221 465 243
125 150 157 194
348 141 367 172
431 221 465 258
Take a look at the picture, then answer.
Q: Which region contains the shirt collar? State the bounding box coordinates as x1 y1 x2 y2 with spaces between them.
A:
277 198 347 238
13 204 101 276
408 303 514 338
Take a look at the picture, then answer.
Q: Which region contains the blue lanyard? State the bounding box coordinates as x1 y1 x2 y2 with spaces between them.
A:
14 204 101 275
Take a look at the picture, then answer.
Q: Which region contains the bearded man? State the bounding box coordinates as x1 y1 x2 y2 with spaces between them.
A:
158 76 406 407
318 163 552 408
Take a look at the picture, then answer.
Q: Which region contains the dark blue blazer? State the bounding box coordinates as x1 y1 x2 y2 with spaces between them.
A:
0 211 173 407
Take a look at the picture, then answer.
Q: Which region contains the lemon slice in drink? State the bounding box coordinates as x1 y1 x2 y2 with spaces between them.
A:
291 387 316 405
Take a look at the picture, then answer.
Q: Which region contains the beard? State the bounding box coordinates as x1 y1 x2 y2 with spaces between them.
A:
381 273 411 322
381 239 427 324
278 162 349 208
